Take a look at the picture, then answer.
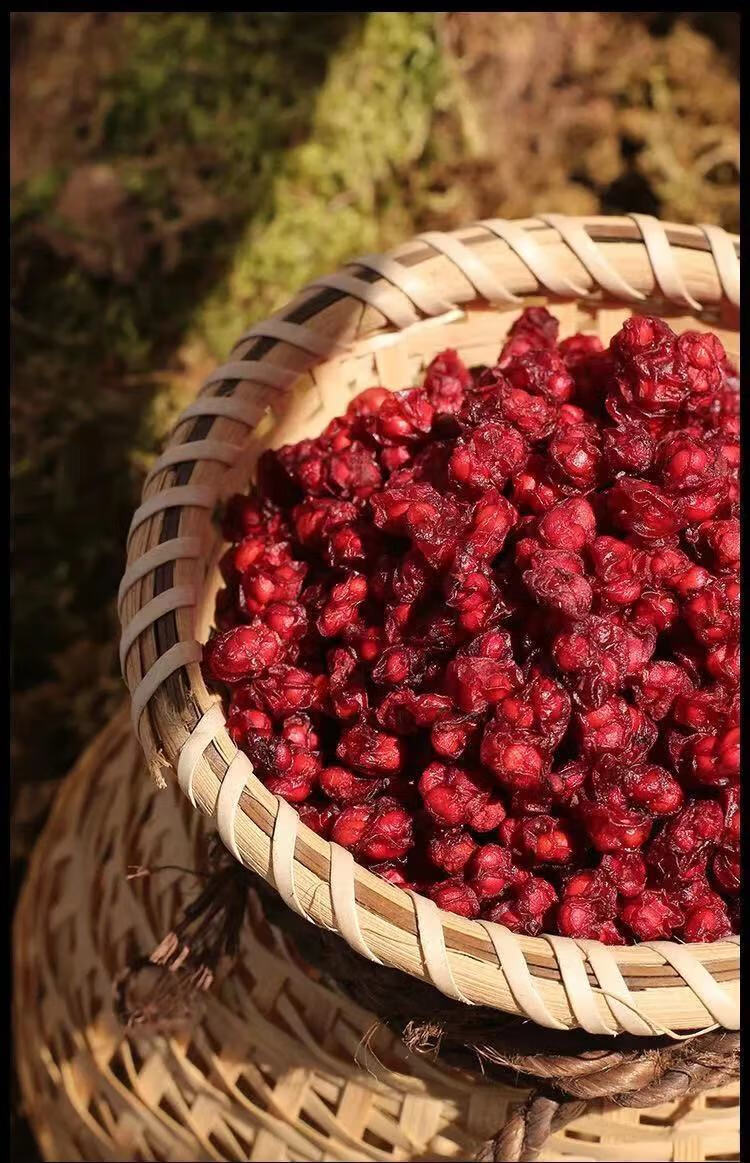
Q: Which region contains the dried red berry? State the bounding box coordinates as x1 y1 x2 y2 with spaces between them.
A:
612 316 687 416
419 763 505 832
600 852 646 898
684 582 737 646
466 844 517 901
695 519 740 575
376 690 453 735
336 721 404 777
631 661 694 721
498 308 559 364
577 698 655 761
646 801 724 882
500 814 579 864
331 798 414 862
317 573 368 638
505 350 573 404
677 330 726 413
602 422 655 475
320 765 381 803
444 656 521 714
620 890 684 940
251 665 328 719
204 624 284 684
548 422 601 490
427 828 478 875
375 389 434 445
430 715 480 760
523 552 593 618
579 799 652 853
450 422 529 493
608 479 681 542
538 497 596 552
557 897 623 943
428 878 481 918
589 536 645 606
423 349 471 414
512 455 566 513
486 876 557 936
496 384 557 441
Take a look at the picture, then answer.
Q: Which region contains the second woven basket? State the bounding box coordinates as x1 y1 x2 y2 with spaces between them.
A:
14 710 740 1163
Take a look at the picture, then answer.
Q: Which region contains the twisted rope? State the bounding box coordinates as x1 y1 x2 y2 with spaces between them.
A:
478 1032 740 1161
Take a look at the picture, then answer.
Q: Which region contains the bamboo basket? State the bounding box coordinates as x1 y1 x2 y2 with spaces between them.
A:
13 709 740 1163
119 215 740 1036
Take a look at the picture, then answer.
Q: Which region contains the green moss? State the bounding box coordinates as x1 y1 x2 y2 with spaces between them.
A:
10 167 67 225
102 13 365 200
194 12 453 356
11 12 373 704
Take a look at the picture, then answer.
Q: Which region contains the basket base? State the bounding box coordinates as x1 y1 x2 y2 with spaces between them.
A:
13 708 739 1162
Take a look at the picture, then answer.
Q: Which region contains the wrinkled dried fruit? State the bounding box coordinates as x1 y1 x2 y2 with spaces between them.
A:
206 309 739 941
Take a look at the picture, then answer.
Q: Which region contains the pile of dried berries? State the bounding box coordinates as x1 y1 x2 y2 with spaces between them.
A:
205 309 740 944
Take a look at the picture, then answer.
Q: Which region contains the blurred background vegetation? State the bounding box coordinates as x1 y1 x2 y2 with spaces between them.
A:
8 10 740 1158
10 5 739 930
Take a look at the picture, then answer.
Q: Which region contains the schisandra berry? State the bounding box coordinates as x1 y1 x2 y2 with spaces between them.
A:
450 422 529 493
538 496 596 552
206 309 739 942
682 904 732 942
603 421 655 475
204 624 284 683
466 843 518 901
607 478 681 542
696 519 740 575
558 898 625 944
376 690 453 734
486 876 558 937
331 798 414 862
419 762 506 832
631 661 694 721
431 714 480 760
677 330 726 413
444 655 521 713
480 723 547 795
422 349 471 414
600 851 647 898
579 799 652 853
427 828 478 874
620 889 684 940
548 422 601 490
320 765 381 803
500 814 579 864
504 351 573 404
336 721 404 777
577 698 656 761
251 665 328 718
428 878 481 918
523 552 593 618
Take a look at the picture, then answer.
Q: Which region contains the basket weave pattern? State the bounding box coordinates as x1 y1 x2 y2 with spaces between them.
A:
119 215 739 1035
13 711 740 1163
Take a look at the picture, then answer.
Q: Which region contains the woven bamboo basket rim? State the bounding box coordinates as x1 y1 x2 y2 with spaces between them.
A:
119 214 740 1036
13 708 740 1163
